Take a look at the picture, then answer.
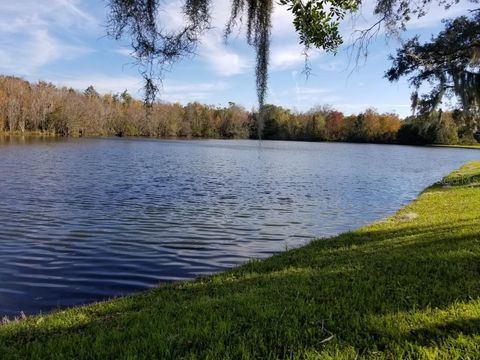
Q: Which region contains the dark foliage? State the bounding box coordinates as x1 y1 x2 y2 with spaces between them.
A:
386 12 480 117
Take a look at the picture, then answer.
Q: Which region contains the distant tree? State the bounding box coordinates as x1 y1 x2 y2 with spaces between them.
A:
325 111 344 141
45 106 69 136
84 85 99 98
304 112 326 141
452 109 480 142
377 113 401 142
343 109 401 143
261 105 293 139
0 75 462 144
0 89 5 131
219 104 251 139
120 90 133 105
397 111 461 145
397 121 424 145
434 112 459 144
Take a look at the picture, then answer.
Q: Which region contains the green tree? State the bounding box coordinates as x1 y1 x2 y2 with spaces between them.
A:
397 112 461 145
120 90 133 106
434 113 459 144
452 109 480 143
261 105 293 139
325 110 345 141
84 85 99 98
45 106 69 136
386 12 480 117
304 113 326 141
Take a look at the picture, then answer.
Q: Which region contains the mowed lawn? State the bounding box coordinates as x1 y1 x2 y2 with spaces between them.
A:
432 144 480 150
1 162 480 359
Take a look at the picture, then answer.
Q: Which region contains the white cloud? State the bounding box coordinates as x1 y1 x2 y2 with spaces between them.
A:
52 74 144 96
114 48 134 57
49 73 229 105
164 81 228 93
196 1 251 77
200 33 250 76
296 87 330 96
0 30 91 74
0 0 95 31
333 102 410 115
272 3 296 36
290 71 336 104
125 0 249 77
0 0 96 75
161 1 188 30
270 43 324 71
162 80 230 104
270 44 306 70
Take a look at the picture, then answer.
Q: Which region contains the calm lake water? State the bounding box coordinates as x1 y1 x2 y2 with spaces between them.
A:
0 137 478 316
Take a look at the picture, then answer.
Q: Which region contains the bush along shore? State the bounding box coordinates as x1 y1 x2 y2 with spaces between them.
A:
1 162 480 359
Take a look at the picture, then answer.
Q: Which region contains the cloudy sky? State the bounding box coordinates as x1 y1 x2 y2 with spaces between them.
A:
0 1 475 116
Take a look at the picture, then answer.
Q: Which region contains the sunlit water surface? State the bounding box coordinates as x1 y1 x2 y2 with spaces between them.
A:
0 137 478 316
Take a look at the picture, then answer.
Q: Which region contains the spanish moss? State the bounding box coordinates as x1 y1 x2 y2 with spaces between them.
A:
107 0 211 105
107 1 358 135
226 0 273 136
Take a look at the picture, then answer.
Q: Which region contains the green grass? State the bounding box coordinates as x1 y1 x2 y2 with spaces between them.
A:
431 144 480 150
1 162 480 359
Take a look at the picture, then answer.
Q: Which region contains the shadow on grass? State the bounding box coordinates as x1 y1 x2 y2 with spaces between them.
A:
408 318 480 346
432 172 480 188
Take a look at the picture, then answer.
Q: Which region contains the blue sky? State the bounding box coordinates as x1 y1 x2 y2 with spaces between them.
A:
0 1 474 117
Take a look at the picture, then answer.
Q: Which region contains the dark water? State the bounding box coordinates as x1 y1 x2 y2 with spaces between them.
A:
0 137 478 316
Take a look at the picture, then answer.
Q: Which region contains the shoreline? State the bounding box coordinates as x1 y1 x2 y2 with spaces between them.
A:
1 162 480 358
1 131 480 150
430 144 480 150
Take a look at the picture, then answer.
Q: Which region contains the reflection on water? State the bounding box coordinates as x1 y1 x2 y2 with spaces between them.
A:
0 134 63 146
0 137 478 316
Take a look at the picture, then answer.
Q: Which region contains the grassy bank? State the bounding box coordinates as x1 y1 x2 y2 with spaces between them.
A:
431 144 480 150
1 163 480 359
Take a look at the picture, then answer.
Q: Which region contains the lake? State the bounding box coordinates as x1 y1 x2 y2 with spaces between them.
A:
0 137 478 316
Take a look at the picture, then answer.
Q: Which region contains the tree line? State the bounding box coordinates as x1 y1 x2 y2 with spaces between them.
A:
0 76 252 139
0 76 478 145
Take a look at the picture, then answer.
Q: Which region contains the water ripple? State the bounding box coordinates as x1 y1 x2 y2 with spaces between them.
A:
0 138 478 316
